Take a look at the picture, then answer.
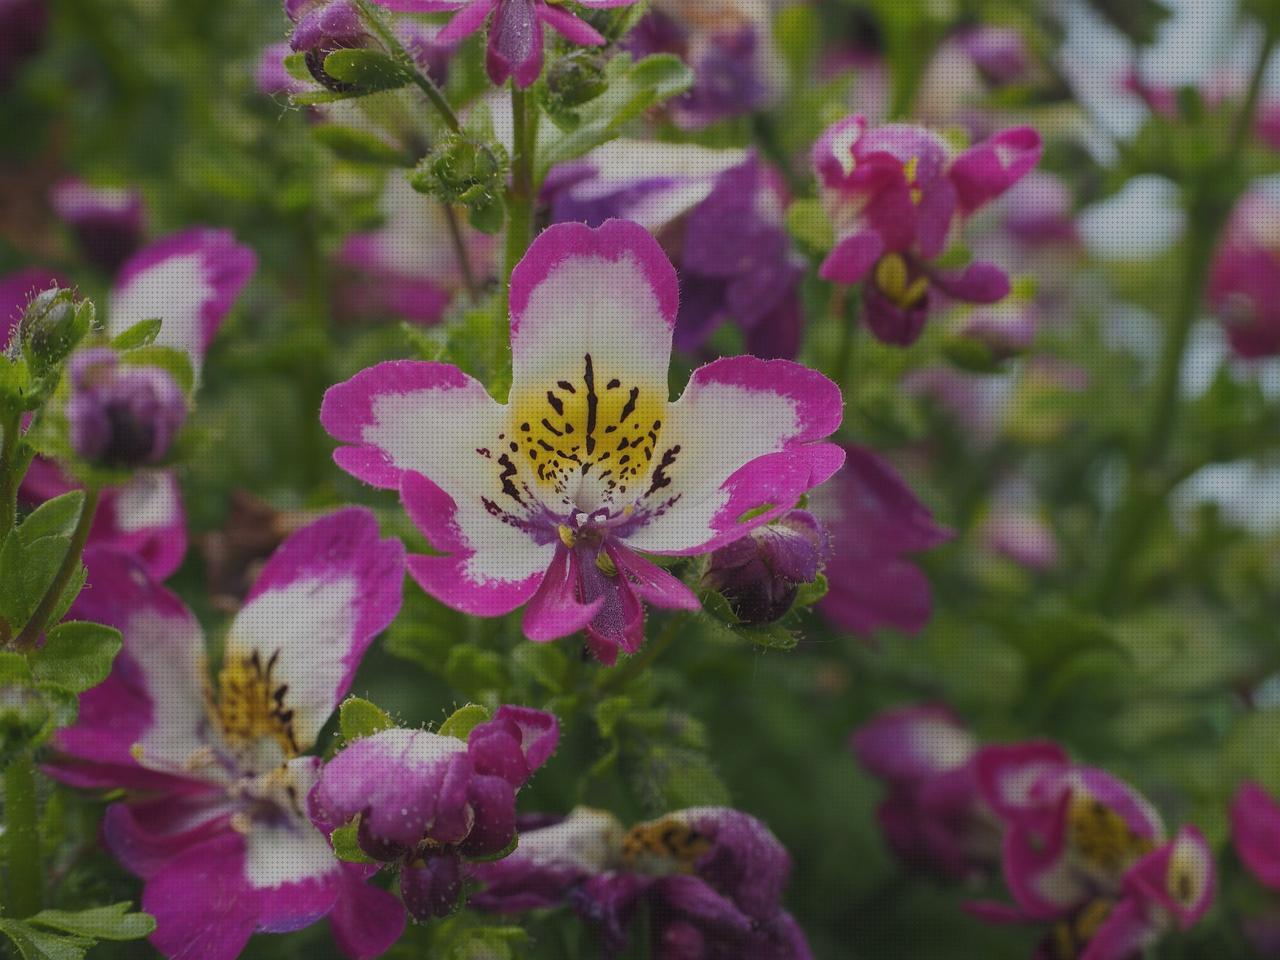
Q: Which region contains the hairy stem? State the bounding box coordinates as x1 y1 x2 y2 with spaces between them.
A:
598 612 689 695
4 753 42 917
443 203 479 303
353 0 460 133
12 486 100 651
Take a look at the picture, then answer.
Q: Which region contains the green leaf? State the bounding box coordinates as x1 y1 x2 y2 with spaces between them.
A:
18 491 84 542
322 49 412 94
738 623 799 652
785 198 834 254
120 346 195 394
28 903 155 941
594 696 631 740
330 822 376 863
0 920 91 960
31 621 122 693
283 51 312 83
0 534 71 629
636 745 730 809
312 126 411 166
109 317 162 350
510 643 570 694
792 573 828 608
0 651 34 686
339 696 394 742
32 682 79 742
535 54 694 179
443 646 507 698
439 703 490 741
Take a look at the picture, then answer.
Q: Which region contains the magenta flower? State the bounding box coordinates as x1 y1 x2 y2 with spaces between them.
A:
968 743 1215 959
47 509 407 960
812 115 1041 345
1231 782 1280 952
702 509 829 625
468 805 813 958
372 0 637 89
546 141 807 359
2 228 255 580
812 445 951 638
1209 190 1280 358
850 704 997 880
65 347 188 469
49 178 146 274
309 707 559 921
322 219 843 664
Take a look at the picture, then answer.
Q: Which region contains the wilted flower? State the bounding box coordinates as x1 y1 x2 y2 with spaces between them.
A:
1208 189 1280 358
702 510 829 624
309 706 560 921
49 178 146 274
469 805 812 958
0 0 47 88
812 445 951 638
66 348 187 468
812 115 1041 345
546 141 806 358
850 704 997 879
374 0 638 89
624 0 778 129
968 743 1215 959
323 219 843 664
46 510 407 960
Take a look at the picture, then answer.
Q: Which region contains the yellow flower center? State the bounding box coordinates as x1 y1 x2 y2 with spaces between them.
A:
212 648 297 757
621 817 713 875
874 254 930 309
1068 796 1154 874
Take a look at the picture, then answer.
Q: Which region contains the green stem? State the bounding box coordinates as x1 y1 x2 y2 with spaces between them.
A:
443 203 480 303
597 612 688 695
12 487 100 652
0 409 21 536
353 0 460 133
4 753 42 917
1090 26 1278 608
503 86 537 316
834 293 861 390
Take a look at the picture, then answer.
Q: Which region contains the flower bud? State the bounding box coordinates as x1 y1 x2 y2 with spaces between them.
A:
287 0 372 92
18 286 93 372
66 348 187 469
49 179 145 275
702 510 830 624
544 51 608 109
400 849 462 922
411 134 509 205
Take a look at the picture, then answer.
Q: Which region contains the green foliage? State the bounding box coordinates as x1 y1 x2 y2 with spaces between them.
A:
339 695 395 742
0 903 154 960
31 622 122 693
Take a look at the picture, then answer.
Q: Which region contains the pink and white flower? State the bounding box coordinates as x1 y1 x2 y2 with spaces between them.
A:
371 0 638 89
47 509 406 960
812 115 1041 346
322 219 844 664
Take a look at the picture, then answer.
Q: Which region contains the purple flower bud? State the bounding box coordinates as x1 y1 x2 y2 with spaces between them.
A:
287 0 371 92
49 179 146 275
702 510 829 624
66 348 187 469
0 0 47 89
955 26 1030 87
400 849 463 922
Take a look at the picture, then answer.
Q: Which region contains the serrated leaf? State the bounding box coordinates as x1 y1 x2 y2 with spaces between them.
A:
312 126 410 166
322 48 412 93
339 696 393 742
331 822 376 863
31 621 122 693
28 903 155 941
109 318 162 350
439 703 490 740
535 54 694 179
17 491 84 543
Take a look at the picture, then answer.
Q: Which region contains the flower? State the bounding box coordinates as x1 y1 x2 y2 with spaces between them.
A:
811 445 951 638
624 0 778 129
3 228 255 579
66 348 187 468
850 704 997 879
469 805 813 958
46 509 407 960
967 743 1215 959
0 0 47 88
49 178 146 274
337 176 496 325
545 141 806 358
322 219 843 664
811 115 1041 345
308 706 560 921
977 476 1059 572
1209 189 1280 358
373 0 637 89
287 0 372 91
701 510 829 624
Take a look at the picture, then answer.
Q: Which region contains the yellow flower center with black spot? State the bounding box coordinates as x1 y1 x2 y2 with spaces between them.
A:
213 648 297 757
1068 796 1154 874
620 818 713 875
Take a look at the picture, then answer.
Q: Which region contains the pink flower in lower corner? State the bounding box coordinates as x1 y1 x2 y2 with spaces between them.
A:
322 219 844 664
46 509 407 960
372 0 637 88
812 115 1041 346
